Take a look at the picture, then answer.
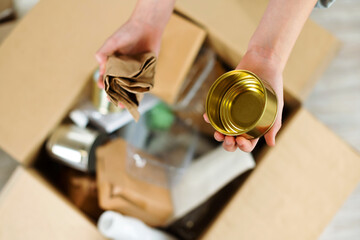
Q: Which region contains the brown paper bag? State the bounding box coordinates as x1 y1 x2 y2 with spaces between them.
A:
96 138 173 226
104 53 157 121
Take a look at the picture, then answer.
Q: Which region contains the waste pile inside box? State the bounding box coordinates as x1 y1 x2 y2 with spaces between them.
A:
1 0 359 240
41 42 253 234
24 49 254 237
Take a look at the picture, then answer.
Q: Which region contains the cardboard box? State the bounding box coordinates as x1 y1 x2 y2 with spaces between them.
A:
0 21 16 44
200 108 360 240
0 0 359 239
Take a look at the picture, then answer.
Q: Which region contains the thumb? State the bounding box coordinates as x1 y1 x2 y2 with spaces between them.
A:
95 37 119 69
264 119 281 146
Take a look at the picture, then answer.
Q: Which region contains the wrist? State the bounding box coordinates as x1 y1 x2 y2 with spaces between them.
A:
130 0 174 37
129 14 164 38
245 45 285 72
236 45 284 93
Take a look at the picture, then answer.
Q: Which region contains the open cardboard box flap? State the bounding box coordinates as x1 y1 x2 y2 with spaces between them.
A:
175 0 341 102
201 108 360 239
0 0 205 165
0 167 104 240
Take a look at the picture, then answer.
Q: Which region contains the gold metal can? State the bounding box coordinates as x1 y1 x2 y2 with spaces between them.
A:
206 70 277 139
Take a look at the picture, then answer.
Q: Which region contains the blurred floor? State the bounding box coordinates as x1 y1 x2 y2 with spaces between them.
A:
307 0 360 153
0 0 359 239
307 0 360 239
0 149 17 190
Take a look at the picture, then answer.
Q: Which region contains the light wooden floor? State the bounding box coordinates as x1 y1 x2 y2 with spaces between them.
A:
306 0 360 239
0 0 359 239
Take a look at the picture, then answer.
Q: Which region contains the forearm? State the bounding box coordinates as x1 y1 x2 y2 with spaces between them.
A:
130 0 176 38
247 0 318 71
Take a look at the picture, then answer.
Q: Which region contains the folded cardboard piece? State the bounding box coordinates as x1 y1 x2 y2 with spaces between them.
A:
96 138 173 227
104 53 157 121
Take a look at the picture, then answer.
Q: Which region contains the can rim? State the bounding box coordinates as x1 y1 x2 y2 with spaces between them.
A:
206 70 276 137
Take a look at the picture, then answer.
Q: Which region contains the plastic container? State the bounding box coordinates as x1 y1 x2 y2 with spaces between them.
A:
173 46 227 136
121 104 198 188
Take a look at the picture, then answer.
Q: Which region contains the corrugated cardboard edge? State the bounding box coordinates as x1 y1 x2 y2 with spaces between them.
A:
168 27 206 103
151 14 207 104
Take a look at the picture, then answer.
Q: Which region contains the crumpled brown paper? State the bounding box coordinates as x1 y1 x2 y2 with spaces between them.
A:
103 52 157 121
96 138 173 227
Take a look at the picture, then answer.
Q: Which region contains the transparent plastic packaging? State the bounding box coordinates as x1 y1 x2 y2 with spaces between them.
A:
122 107 198 188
